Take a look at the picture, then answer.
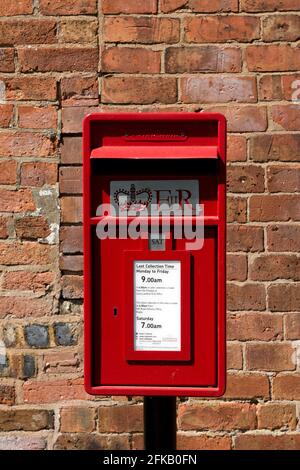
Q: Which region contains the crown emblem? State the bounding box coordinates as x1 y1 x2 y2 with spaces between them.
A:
114 184 152 211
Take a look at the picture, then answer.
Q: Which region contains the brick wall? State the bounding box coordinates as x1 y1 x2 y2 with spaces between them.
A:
0 0 299 450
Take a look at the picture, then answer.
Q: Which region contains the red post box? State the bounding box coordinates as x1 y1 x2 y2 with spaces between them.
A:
83 113 226 397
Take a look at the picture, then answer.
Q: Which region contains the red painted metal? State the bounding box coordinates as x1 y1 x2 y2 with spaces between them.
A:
83 113 226 397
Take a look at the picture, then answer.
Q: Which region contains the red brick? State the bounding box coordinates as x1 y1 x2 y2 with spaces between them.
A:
4 76 57 101
178 434 231 450
165 46 241 73
228 283 266 311
102 77 177 104
228 313 283 341
59 19 97 44
0 48 15 72
271 105 300 131
39 0 97 15
61 76 98 107
0 104 13 127
0 0 33 15
224 373 270 399
205 106 267 132
227 165 264 193
281 73 300 101
262 14 300 41
178 402 256 431
190 0 238 11
246 343 295 372
104 17 180 44
59 167 82 194
0 161 17 185
0 409 54 431
15 216 50 240
241 0 300 12
18 46 98 72
258 75 283 101
184 16 260 43
249 254 300 281
60 226 83 254
61 197 83 223
0 217 9 239
23 378 88 403
103 47 161 74
267 225 300 252
0 242 54 265
235 433 300 450
227 197 247 223
227 225 264 252
0 19 57 46
98 405 143 433
20 162 57 187
285 313 300 340
161 0 187 12
42 351 80 374
0 132 55 157
267 164 300 192
0 297 52 319
227 254 247 281
61 106 99 133
61 137 82 164
273 374 300 400
0 189 35 213
228 135 247 162
60 407 96 433
102 0 157 13
250 134 300 162
246 45 300 72
62 275 83 299
250 195 300 222
181 76 256 103
0 384 15 405
258 403 296 430
227 342 243 370
60 255 83 272
268 284 300 312
18 106 57 129
54 433 130 450
2 271 54 292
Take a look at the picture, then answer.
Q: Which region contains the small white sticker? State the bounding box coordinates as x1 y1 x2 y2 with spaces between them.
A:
134 261 181 351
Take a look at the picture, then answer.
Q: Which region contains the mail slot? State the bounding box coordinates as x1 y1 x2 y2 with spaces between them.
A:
83 113 226 397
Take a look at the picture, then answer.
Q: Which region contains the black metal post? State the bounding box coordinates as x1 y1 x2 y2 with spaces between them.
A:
144 396 177 451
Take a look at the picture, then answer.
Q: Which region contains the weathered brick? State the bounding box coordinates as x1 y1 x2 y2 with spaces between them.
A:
61 137 82 163
184 16 260 43
0 48 14 72
4 76 57 101
241 0 300 12
102 0 157 14
271 105 300 131
61 76 98 107
205 106 267 132
0 298 52 319
59 19 97 44
39 0 97 15
267 225 300 252
21 162 57 187
23 378 88 403
54 433 130 450
0 436 46 451
18 106 57 129
0 409 54 431
24 325 50 348
103 17 180 44
0 217 9 239
227 197 247 223
0 242 54 265
224 373 270 399
0 19 57 46
161 0 187 12
0 189 35 213
257 403 296 430
235 434 300 451
181 76 256 103
2 271 54 292
267 164 300 192
249 254 300 281
285 313 300 340
268 284 300 312
228 313 283 341
165 46 241 73
103 47 161 74
228 283 266 311
178 402 256 431
60 407 96 433
227 225 264 252
59 167 82 194
102 77 177 104
98 405 143 433
62 106 99 133
42 351 80 374
227 165 264 193
250 195 300 222
227 254 247 281
61 197 83 223
227 343 243 370
0 161 17 185
273 374 300 400
228 135 247 162
190 0 238 11
0 132 55 157
262 15 300 42
250 134 300 162
281 73 300 101
246 45 300 72
246 343 295 372
258 75 283 101
0 384 15 405
61 275 83 299
60 226 83 254
177 434 231 451
23 355 36 378
54 323 78 346
60 255 83 272
15 216 50 240
18 46 98 72
0 0 33 16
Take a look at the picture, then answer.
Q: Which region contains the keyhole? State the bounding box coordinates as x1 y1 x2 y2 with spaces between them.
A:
113 308 118 317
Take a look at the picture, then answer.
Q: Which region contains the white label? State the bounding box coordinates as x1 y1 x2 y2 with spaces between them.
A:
111 180 199 213
134 261 181 351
